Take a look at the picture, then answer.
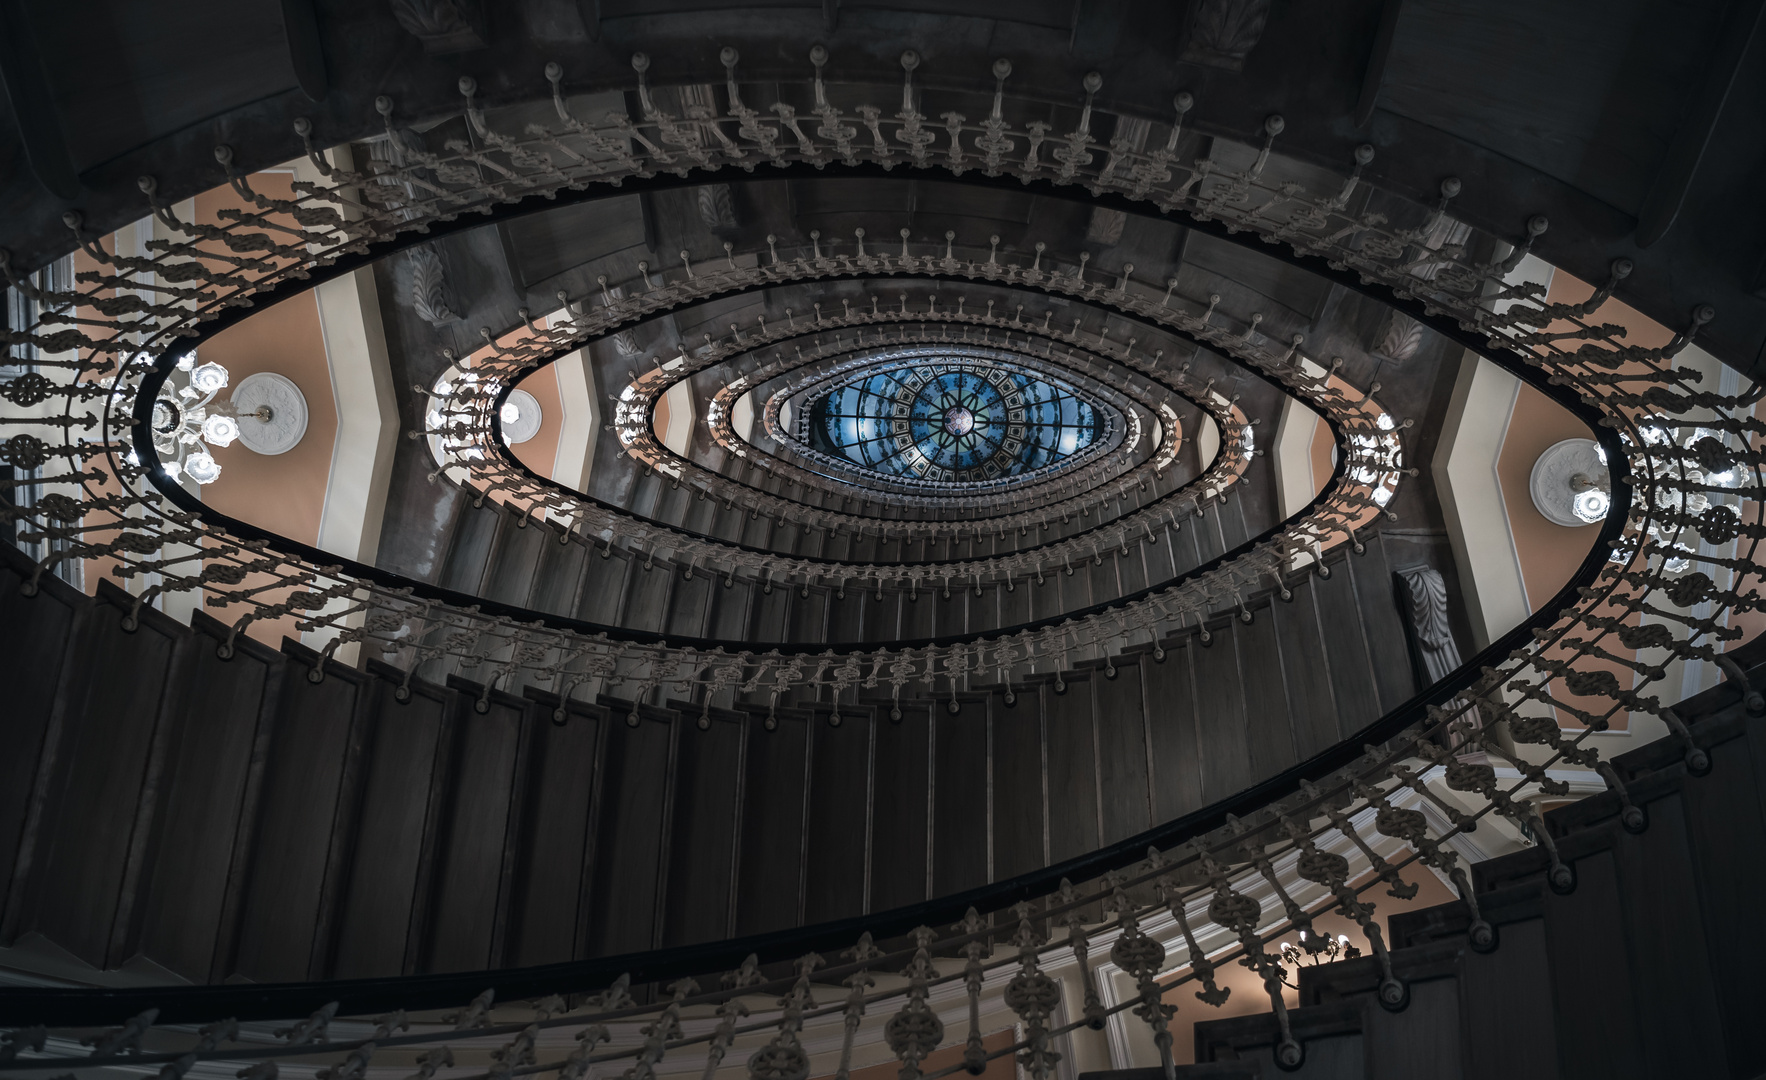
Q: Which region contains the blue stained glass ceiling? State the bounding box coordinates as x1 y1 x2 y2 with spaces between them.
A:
801 357 1110 486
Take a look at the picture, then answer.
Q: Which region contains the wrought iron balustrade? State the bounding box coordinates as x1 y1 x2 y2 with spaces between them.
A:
0 42 1760 1079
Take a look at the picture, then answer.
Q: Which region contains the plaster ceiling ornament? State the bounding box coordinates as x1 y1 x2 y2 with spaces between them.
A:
1529 438 1611 527
500 388 542 444
228 372 310 456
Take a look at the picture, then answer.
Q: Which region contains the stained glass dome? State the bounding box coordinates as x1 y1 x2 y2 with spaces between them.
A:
794 354 1114 487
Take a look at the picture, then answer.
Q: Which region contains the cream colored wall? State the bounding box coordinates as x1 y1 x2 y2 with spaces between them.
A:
549 346 600 492
1274 395 1323 517
1433 254 1553 649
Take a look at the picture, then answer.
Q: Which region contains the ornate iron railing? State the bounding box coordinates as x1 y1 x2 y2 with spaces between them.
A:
419 261 1270 595
0 43 1760 1079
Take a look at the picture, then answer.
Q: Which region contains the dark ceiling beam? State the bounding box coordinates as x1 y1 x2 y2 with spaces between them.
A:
1634 0 1765 249
0 0 77 200
1353 0 1401 127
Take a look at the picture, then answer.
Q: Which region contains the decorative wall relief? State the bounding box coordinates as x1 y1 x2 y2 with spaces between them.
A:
410 247 460 327
1182 0 1274 70
1373 311 1423 363
1394 564 1462 687
387 0 486 53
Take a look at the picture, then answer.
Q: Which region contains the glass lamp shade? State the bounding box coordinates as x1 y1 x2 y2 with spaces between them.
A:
189 362 230 395
184 451 223 485
202 414 241 447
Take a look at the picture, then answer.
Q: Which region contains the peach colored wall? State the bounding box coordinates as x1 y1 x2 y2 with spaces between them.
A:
509 365 562 479
1494 383 1598 610
192 171 339 646
197 289 337 547
652 393 671 449
1308 410 1334 495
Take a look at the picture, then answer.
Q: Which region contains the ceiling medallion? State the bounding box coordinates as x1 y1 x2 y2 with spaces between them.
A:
783 348 1121 490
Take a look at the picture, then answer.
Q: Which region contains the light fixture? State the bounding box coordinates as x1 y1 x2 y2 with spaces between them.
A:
1530 439 1611 528
1571 488 1609 524
1277 931 1359 987
183 451 222 485
500 388 543 444
202 414 241 447
189 361 230 394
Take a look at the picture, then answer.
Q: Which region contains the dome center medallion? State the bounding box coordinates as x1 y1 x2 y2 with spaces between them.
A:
943 405 974 437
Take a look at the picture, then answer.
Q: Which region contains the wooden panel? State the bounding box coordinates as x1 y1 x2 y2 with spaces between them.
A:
1216 493 1250 551
1350 539 1415 711
1141 525 1177 586
438 503 499 593
748 585 791 645
863 590 901 643
1142 642 1204 823
706 575 752 640
664 573 712 639
528 533 588 617
1611 793 1729 1077
1086 558 1117 609
997 578 1031 629
134 624 280 981
1363 975 1462 1079
869 704 931 912
482 518 544 607
825 590 865 644
583 708 674 956
0 562 80 926
620 560 674 635
1190 505 1227 564
932 705 989 897
18 599 176 967
1093 660 1152 844
1270 582 1341 759
1170 518 1204 578
506 701 603 966
1542 849 1645 1080
329 681 446 979
1190 623 1253 804
661 715 742 946
990 689 1045 880
1044 679 1100 864
735 714 809 933
423 693 526 973
229 655 364 982
574 551 630 625
1461 917 1559 1080
901 591 935 640
1238 601 1298 781
804 712 874 923
1311 559 1383 740
787 587 828 642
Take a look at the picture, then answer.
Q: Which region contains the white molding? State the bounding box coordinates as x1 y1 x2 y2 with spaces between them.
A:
550 345 599 491
660 376 696 456
1433 254 1554 649
1272 393 1322 519
308 267 398 563
1196 412 1220 473
1434 350 1526 649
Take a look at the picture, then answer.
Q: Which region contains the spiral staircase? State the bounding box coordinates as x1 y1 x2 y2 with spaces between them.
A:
1 2 1765 1079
